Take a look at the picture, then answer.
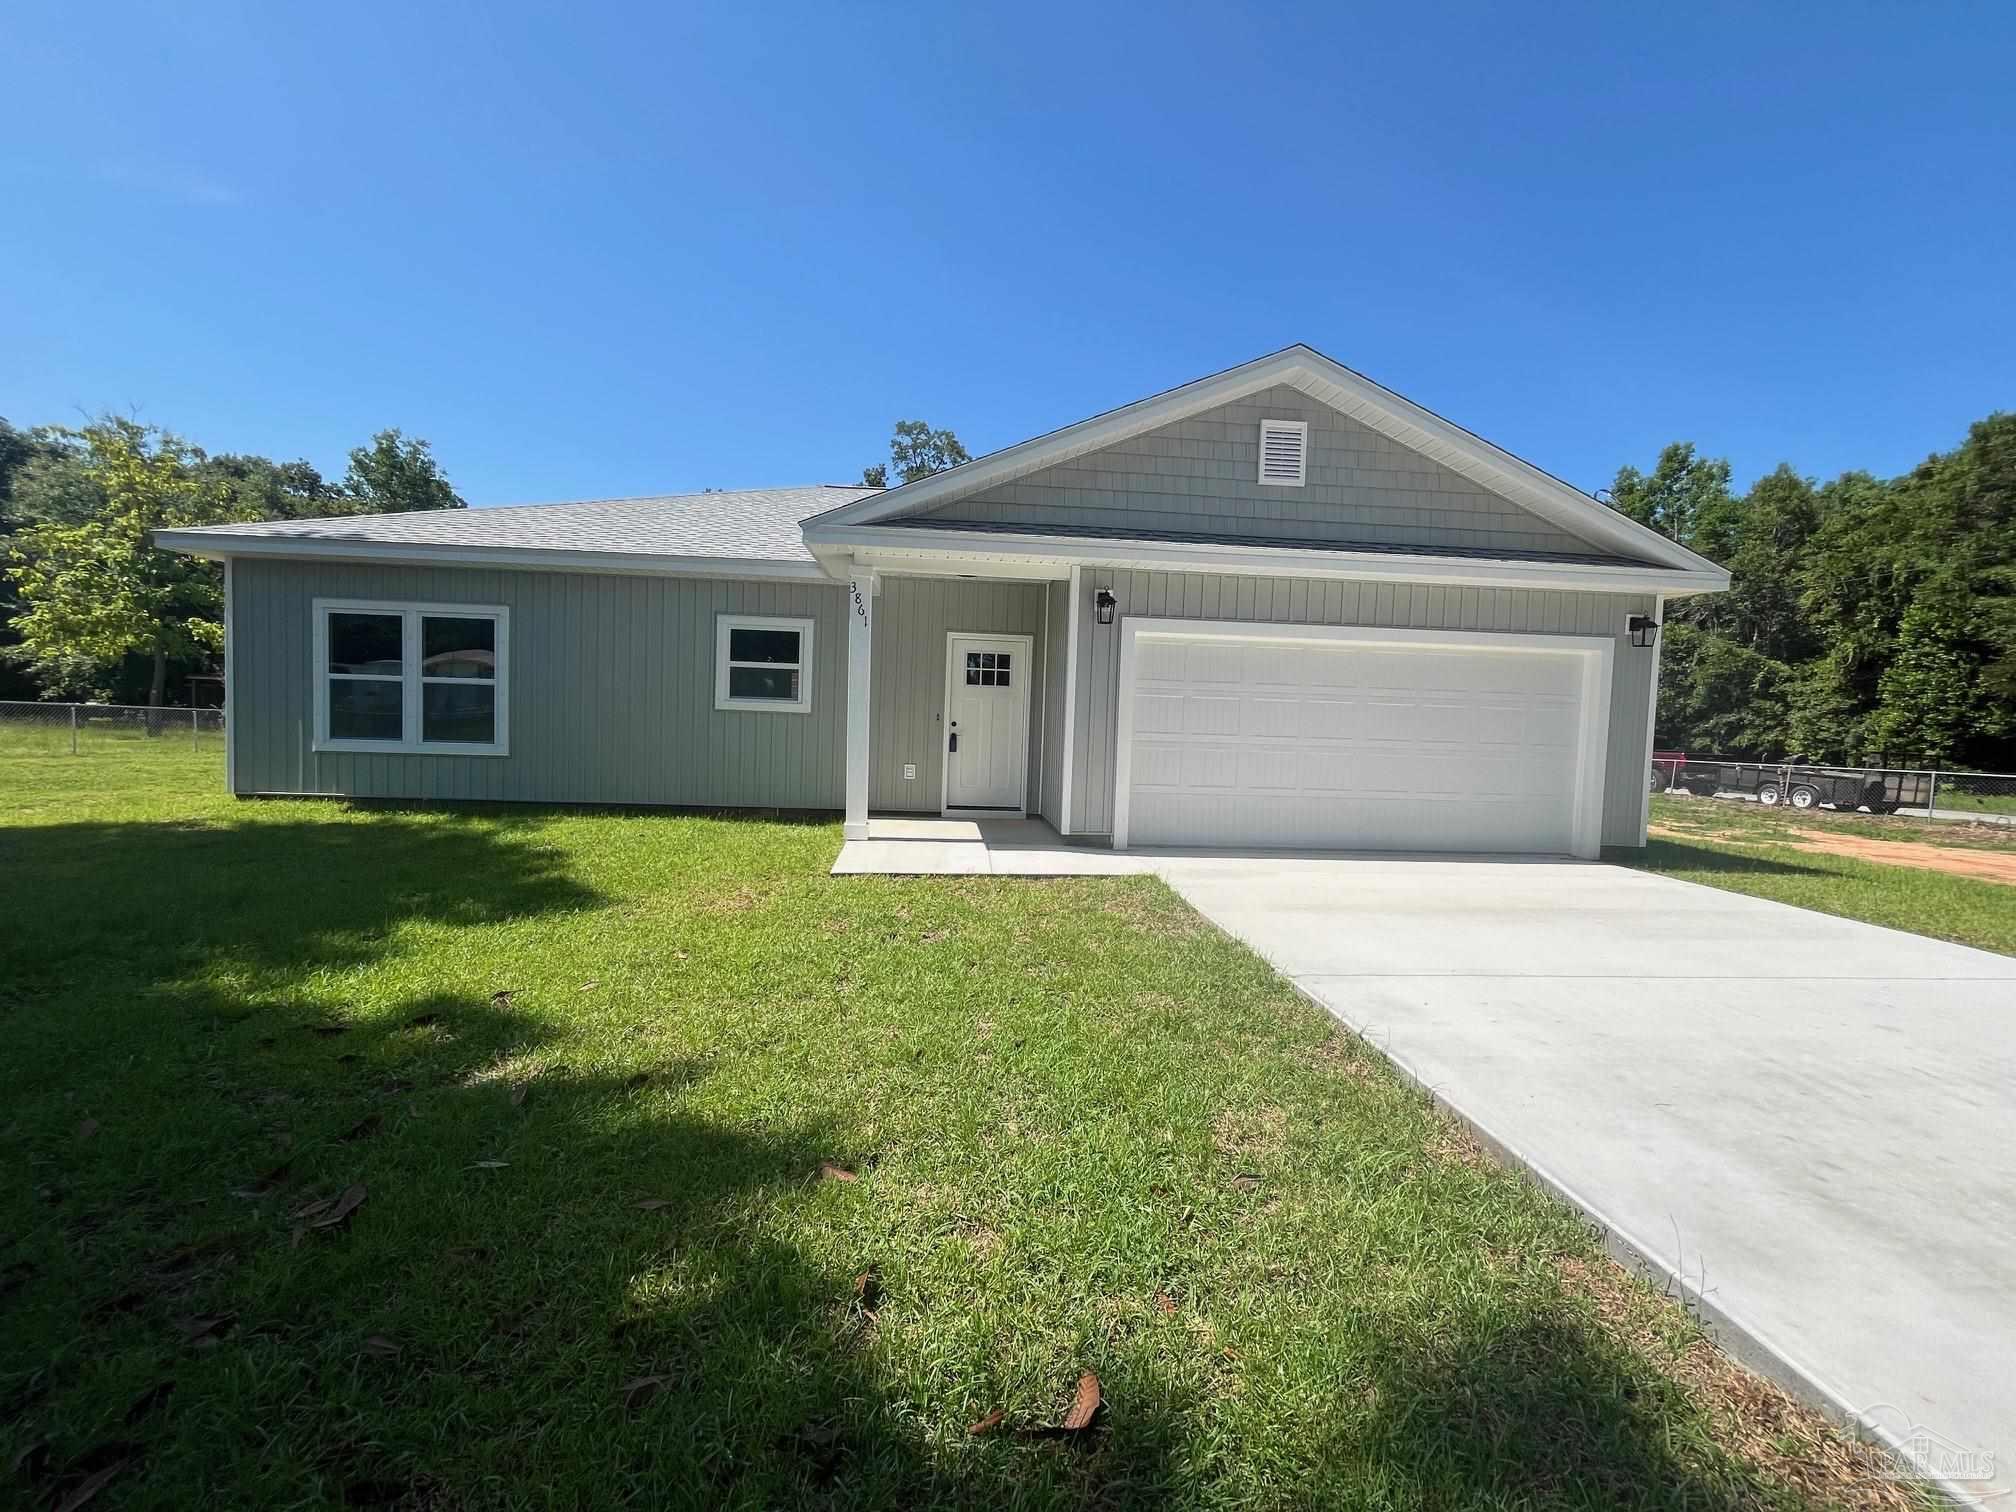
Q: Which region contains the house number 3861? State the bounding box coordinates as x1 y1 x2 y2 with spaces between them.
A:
851 582 870 625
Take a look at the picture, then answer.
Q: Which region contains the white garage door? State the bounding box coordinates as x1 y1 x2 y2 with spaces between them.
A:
1117 625 1607 856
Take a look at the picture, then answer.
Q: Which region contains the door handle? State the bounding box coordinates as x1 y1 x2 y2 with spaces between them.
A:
948 730 958 753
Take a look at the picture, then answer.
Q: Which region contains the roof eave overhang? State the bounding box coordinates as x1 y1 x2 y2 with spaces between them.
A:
800 344 1726 581
150 531 829 583
804 524 1729 597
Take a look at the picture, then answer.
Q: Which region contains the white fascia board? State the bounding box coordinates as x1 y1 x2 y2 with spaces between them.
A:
151 531 833 584
812 524 1728 597
801 343 1725 581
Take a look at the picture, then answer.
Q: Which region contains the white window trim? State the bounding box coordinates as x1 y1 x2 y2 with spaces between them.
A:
715 613 815 714
1257 417 1309 487
312 597 511 756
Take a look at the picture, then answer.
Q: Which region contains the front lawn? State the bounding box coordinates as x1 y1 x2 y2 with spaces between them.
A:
2 757 1908 1509
1629 796 2016 956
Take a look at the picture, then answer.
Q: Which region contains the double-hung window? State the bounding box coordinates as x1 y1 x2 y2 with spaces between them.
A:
314 599 509 755
715 614 814 713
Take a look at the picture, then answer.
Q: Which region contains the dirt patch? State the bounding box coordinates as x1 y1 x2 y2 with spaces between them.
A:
1097 886 1203 940
1651 821 2016 885
1784 828 2016 886
1556 1255 1920 1510
1211 1106 1287 1161
1424 1117 1491 1172
1307 1034 1379 1082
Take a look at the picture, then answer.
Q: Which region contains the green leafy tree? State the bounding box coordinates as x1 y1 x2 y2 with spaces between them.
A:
342 429 466 513
6 419 247 713
1655 623 1793 757
862 420 970 488
200 452 346 520
1605 442 1733 548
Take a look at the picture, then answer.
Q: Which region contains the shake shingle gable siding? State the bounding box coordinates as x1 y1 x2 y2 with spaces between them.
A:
911 386 1613 559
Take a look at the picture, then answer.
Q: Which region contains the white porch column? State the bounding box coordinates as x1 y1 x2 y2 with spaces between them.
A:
843 568 877 839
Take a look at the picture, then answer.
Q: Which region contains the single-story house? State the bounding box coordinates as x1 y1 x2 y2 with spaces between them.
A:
157 345 1727 858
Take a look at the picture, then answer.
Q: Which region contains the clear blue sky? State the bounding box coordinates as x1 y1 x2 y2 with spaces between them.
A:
4 2 2010 506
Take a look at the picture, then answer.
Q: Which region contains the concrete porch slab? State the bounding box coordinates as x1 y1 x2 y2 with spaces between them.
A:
831 816 1153 876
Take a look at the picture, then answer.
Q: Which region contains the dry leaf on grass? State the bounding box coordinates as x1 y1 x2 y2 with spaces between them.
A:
1060 1371 1101 1432
636 1198 672 1212
966 1409 1004 1437
293 1184 368 1246
122 1381 174 1424
173 1313 237 1347
361 1335 401 1359
1230 1173 1262 1192
818 1162 858 1183
489 990 515 1008
580 980 601 992
1154 1290 1177 1314
465 1160 509 1170
52 1454 132 1512
510 1083 529 1108
621 1374 669 1413
852 1268 881 1313
76 1118 99 1140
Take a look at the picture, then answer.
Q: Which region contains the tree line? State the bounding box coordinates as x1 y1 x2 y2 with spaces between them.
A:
1611 412 2014 771
0 418 463 707
4 404 2010 772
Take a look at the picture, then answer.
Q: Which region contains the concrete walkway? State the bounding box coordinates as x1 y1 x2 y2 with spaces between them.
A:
831 817 1152 876
1152 853 2016 1504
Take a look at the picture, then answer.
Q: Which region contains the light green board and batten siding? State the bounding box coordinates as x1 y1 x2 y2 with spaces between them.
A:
230 559 852 808
230 559 1052 818
917 384 1618 560
1063 569 1658 848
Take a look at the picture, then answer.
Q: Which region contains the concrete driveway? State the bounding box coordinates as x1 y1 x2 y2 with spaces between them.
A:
1156 854 2016 1503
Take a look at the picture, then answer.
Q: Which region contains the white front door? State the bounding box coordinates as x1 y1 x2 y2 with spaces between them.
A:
943 633 1031 813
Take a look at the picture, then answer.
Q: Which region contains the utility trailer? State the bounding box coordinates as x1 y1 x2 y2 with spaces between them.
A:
1665 760 1933 814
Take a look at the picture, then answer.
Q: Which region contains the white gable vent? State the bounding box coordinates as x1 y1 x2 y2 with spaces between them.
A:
1257 418 1308 486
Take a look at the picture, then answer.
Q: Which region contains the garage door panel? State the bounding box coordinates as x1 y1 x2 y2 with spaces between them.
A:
1244 696 1304 738
1123 630 1593 855
1182 695 1242 736
1295 698 1359 739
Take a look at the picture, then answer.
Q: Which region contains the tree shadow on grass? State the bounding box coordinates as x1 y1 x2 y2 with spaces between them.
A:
0 812 1194 1507
1627 837 1840 880
8 985 1195 1507
0 813 604 1004
1346 1309 1775 1509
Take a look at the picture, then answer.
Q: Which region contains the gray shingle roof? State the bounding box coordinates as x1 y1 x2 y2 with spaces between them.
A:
168 486 881 564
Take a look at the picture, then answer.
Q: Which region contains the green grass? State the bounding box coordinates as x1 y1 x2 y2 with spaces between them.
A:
1 755 1884 1509
1625 796 2016 955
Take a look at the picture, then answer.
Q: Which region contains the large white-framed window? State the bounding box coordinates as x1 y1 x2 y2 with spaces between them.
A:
313 598 510 756
715 614 814 714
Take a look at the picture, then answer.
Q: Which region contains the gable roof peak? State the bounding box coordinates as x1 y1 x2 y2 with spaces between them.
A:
803 344 1723 577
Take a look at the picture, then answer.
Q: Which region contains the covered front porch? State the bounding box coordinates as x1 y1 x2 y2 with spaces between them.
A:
839 566 1074 840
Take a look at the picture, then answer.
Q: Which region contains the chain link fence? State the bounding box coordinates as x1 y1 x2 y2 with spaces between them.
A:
1651 754 2016 824
0 700 227 759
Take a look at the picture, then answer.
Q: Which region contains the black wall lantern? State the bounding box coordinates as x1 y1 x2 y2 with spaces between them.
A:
1627 614 1660 649
1094 588 1117 625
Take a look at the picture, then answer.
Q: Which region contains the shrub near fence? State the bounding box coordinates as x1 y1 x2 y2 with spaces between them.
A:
0 700 227 758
